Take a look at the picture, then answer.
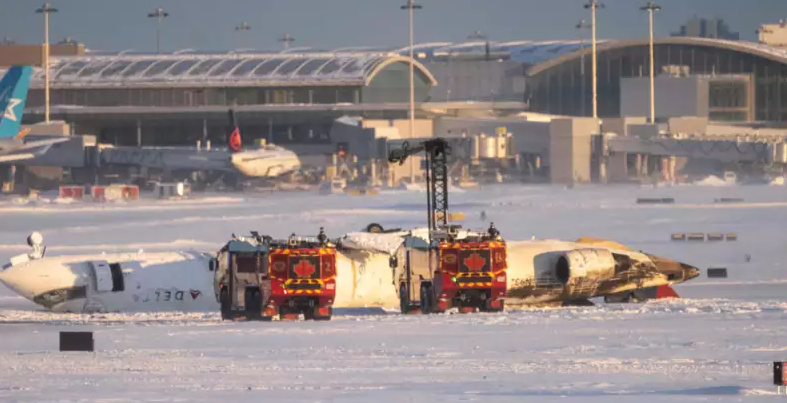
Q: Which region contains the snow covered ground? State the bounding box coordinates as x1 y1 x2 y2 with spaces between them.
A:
1 183 786 402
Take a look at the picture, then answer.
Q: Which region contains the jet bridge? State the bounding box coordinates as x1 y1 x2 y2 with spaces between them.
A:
99 146 235 172
606 136 787 164
1 136 236 172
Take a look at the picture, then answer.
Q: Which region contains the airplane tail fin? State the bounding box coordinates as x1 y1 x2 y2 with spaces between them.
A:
654 285 679 299
0 66 33 139
227 108 242 152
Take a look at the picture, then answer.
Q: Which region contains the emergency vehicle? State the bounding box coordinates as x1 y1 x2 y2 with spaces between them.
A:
387 138 509 314
394 223 507 314
214 228 337 321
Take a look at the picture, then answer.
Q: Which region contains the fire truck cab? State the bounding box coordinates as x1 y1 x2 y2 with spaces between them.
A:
214 232 271 321
266 231 337 321
214 228 337 321
392 222 507 314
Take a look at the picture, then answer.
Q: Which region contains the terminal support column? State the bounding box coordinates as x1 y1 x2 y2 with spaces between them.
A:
136 119 142 147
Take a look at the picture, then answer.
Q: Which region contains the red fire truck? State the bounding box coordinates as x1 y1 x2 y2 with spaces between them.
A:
395 224 507 314
265 233 337 321
387 138 509 314
215 229 337 321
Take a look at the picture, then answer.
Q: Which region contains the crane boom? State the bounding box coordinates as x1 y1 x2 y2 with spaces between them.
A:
388 138 451 235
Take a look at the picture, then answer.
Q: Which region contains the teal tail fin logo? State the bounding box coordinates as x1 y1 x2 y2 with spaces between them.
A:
0 66 33 139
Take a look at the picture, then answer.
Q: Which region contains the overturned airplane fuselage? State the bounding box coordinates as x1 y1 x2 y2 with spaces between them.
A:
0 231 700 313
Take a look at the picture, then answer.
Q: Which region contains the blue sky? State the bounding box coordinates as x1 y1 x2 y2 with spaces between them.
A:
0 0 778 52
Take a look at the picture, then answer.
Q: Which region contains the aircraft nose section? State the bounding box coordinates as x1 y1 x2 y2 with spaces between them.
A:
681 263 701 281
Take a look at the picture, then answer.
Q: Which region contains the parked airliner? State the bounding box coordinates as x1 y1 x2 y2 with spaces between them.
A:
224 110 301 180
0 66 70 163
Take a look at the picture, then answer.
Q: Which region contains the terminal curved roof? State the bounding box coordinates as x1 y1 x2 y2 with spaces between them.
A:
526 37 787 76
28 53 437 88
11 37 787 89
392 40 611 64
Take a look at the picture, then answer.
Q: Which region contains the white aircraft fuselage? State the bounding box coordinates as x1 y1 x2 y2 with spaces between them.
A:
230 145 300 178
0 231 700 314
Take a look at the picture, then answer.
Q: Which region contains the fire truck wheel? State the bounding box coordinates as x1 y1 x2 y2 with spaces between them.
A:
244 287 262 321
366 223 384 233
220 288 232 320
399 283 410 314
420 283 433 314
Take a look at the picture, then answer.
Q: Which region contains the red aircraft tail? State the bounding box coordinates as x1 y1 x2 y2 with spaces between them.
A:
654 285 679 299
229 126 242 152
227 109 242 152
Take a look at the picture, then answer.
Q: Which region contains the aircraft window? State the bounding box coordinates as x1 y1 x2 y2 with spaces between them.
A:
33 286 87 309
109 263 125 292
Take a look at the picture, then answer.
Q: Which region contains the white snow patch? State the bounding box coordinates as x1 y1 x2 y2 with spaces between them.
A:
0 183 785 401
339 231 406 255
693 175 730 186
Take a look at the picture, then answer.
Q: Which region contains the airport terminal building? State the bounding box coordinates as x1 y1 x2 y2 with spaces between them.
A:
3 36 787 149
17 51 438 147
408 37 787 122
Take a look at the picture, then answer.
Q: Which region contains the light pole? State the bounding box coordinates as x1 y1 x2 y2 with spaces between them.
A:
641 2 660 123
583 1 603 119
147 7 169 54
279 33 294 50
36 2 57 123
235 22 251 49
401 0 421 183
576 19 591 116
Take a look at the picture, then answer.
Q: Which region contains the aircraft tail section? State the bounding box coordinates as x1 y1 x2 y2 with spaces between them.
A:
0 66 32 139
227 109 242 152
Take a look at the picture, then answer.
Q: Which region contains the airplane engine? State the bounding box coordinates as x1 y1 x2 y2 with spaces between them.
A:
554 248 615 285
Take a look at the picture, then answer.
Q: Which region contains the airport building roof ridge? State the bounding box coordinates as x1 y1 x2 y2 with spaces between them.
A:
5 36 787 91
23 52 437 88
